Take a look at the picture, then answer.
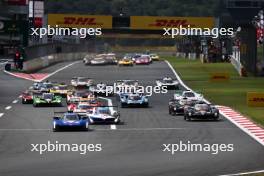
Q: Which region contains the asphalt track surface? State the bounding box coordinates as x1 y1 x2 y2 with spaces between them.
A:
0 61 263 176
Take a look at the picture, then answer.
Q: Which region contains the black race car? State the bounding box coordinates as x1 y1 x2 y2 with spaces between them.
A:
168 98 195 116
184 102 219 121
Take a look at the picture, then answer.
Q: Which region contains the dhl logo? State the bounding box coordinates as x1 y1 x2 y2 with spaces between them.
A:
249 98 264 102
148 19 195 28
58 17 103 26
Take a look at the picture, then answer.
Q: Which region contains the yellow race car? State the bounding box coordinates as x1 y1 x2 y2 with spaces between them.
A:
118 58 134 66
149 53 160 61
50 84 70 97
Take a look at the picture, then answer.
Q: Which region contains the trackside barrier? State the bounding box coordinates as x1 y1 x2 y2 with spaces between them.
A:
23 52 88 73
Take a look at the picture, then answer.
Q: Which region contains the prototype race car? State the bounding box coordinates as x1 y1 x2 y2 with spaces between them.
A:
88 106 120 124
119 93 149 107
118 58 134 66
174 90 203 101
105 53 118 65
184 102 219 121
71 77 93 87
53 112 89 131
67 90 96 104
168 98 196 116
67 99 103 112
134 55 151 65
30 81 54 93
21 90 40 104
33 93 62 107
156 77 179 89
49 84 69 97
149 53 160 61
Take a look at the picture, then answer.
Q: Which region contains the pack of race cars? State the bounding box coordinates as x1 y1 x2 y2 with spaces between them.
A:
20 52 220 131
83 53 161 66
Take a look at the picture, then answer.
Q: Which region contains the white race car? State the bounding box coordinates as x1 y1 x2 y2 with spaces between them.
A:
156 77 179 89
71 77 93 87
174 90 203 101
88 106 120 124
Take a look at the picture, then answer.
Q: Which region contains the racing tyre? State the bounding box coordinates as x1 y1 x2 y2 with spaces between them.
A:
22 99 26 104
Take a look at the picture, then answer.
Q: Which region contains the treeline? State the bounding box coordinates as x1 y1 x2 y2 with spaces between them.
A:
45 0 222 17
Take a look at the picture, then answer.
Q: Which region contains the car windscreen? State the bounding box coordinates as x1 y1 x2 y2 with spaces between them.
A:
64 114 79 121
129 95 141 100
43 94 54 99
98 108 110 114
194 104 209 111
78 78 87 82
184 92 195 97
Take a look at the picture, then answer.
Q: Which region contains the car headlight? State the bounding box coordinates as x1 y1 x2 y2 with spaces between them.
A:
214 112 218 116
188 112 192 116
174 107 177 110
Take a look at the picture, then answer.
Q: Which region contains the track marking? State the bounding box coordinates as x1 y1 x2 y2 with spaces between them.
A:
165 60 264 147
5 106 12 110
12 100 18 104
110 125 117 130
38 61 80 82
0 113 4 118
219 169 264 176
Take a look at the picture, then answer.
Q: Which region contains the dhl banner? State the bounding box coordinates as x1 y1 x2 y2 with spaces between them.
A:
210 73 230 82
130 16 215 30
247 92 264 107
47 14 112 29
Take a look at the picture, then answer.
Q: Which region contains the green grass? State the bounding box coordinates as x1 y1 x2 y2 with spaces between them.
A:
166 56 264 126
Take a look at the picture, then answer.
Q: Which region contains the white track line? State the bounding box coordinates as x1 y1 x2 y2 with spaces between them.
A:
219 169 264 176
12 100 18 104
165 60 264 147
5 106 12 110
38 61 80 82
0 113 4 118
110 125 117 130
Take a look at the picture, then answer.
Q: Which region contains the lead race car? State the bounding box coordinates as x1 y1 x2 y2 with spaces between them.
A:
88 106 120 124
184 102 220 121
156 77 179 89
119 93 149 107
33 93 62 107
53 112 89 131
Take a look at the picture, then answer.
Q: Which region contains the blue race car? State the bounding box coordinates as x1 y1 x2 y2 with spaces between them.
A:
52 112 89 131
119 93 149 107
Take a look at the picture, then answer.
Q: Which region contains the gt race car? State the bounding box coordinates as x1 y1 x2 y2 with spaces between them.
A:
53 112 89 131
149 53 160 61
118 58 134 66
134 55 152 65
184 102 220 121
88 106 120 124
168 98 195 116
33 93 62 107
156 77 179 89
119 93 149 107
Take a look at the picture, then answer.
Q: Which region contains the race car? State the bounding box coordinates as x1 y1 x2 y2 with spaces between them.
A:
30 81 54 93
184 102 220 121
90 57 107 65
119 93 149 107
67 90 96 104
156 77 179 89
33 93 62 107
115 80 139 95
88 106 120 124
134 55 152 65
149 53 160 61
174 90 203 101
118 58 134 66
71 77 93 87
21 90 40 104
168 98 196 116
105 53 118 65
53 112 89 131
49 84 69 97
68 100 103 114
89 83 114 96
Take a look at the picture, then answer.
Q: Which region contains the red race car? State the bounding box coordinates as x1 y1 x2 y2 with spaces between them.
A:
21 90 41 104
134 55 152 65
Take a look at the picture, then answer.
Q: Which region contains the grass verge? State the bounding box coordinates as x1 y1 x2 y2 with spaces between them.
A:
165 56 264 126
